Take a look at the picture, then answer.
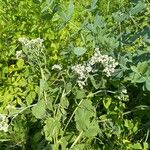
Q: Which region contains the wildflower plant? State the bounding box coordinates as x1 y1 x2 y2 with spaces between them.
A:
18 37 46 74
72 48 118 88
0 0 150 149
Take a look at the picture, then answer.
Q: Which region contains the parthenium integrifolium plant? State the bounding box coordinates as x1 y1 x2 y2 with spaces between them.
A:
72 48 118 89
18 37 46 72
18 38 118 90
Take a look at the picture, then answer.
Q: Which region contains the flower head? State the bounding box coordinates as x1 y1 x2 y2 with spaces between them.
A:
52 64 62 71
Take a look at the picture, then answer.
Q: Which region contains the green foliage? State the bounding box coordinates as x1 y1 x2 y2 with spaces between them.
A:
0 0 150 149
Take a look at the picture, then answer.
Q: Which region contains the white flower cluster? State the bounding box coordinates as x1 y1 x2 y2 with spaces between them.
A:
0 114 9 132
18 37 46 68
52 64 62 71
18 37 44 49
72 48 118 89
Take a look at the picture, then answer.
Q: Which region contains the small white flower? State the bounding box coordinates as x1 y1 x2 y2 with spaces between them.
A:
52 64 62 71
77 80 85 89
72 48 118 87
18 37 44 49
16 50 22 59
18 37 29 45
0 114 9 132
85 65 92 73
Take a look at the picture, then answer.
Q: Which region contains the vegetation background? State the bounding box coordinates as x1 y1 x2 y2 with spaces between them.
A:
0 0 150 149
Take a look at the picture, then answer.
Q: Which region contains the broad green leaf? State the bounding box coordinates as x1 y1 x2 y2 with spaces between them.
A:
73 47 87 56
59 0 74 23
131 66 138 73
131 74 145 83
44 117 60 141
84 120 100 138
75 99 94 131
137 62 148 75
75 90 86 100
32 100 46 119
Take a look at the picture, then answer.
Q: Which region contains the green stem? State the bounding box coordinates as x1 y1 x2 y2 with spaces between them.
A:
70 131 83 149
63 99 84 135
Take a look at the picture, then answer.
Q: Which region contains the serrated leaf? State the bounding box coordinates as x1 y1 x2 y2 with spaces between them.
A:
75 100 94 130
44 117 60 141
84 120 100 138
75 90 86 99
73 47 87 56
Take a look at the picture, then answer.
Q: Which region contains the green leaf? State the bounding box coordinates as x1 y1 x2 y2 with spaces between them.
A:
41 0 54 13
131 74 145 83
112 12 128 22
143 142 149 150
84 120 100 138
103 97 111 109
90 0 98 10
66 0 74 21
73 47 87 56
72 144 84 150
75 99 99 137
44 117 61 141
131 66 138 73
65 82 72 94
145 81 150 91
89 75 100 89
46 96 54 111
75 90 86 100
26 91 36 105
130 2 145 16
17 59 24 68
137 62 148 75
60 0 74 23
32 100 46 119
130 143 142 149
